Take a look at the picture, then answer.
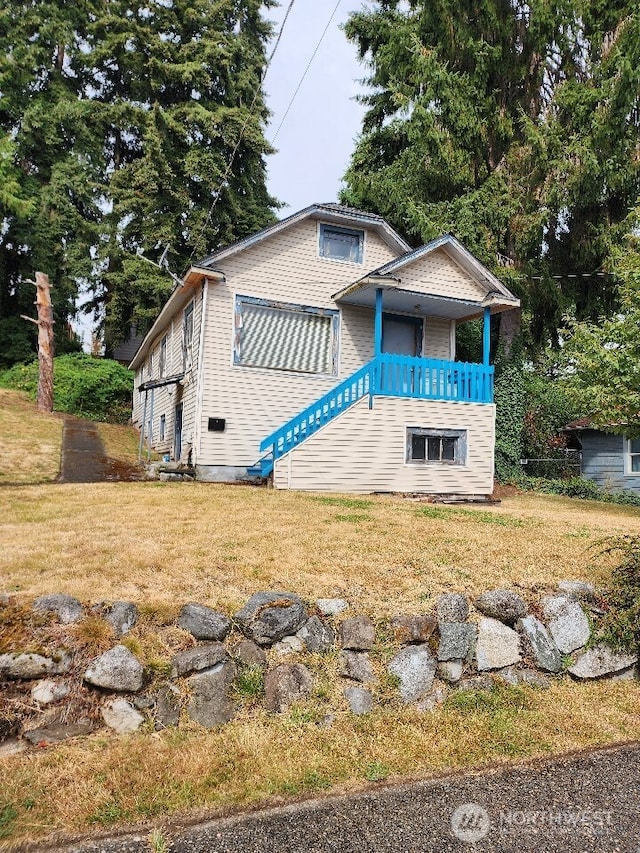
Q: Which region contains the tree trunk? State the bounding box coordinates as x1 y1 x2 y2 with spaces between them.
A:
498 307 521 359
34 272 54 413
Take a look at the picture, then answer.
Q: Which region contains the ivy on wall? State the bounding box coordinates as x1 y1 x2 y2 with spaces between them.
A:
493 339 525 483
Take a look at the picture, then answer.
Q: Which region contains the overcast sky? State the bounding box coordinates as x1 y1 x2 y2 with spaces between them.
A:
263 0 368 216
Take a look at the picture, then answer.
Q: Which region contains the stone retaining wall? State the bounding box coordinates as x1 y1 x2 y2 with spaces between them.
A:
1 583 638 751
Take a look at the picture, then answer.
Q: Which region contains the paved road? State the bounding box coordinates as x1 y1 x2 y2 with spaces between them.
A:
53 742 640 853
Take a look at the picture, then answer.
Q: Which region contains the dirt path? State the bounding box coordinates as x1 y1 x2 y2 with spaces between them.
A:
58 416 145 483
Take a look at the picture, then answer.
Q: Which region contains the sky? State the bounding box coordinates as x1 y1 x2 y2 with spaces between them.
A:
263 0 368 217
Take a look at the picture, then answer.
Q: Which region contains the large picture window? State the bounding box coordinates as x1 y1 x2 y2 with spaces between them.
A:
234 296 338 375
407 427 467 465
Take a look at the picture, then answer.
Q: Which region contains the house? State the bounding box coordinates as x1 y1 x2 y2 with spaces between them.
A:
564 420 640 495
129 204 520 495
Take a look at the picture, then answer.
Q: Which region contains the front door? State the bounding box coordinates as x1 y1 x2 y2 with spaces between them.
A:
174 403 183 461
382 313 423 356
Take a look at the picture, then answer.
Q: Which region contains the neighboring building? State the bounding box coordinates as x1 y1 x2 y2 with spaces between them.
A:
129 204 519 495
565 420 640 495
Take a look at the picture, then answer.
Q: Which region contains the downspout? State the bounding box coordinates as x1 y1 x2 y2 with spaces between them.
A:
192 278 210 468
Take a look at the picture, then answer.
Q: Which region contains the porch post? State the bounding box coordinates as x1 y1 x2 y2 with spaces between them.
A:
482 306 491 366
375 288 383 357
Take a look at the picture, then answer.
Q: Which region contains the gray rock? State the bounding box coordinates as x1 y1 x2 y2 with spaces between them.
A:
339 650 376 683
437 622 476 661
132 694 155 710
177 603 231 641
235 591 307 646
264 663 313 713
170 642 227 678
388 644 437 703
568 645 638 679
557 580 597 601
230 639 267 669
475 589 527 624
416 681 448 712
436 593 469 623
296 616 335 653
101 698 145 734
187 661 237 728
456 674 494 692
390 614 437 644
103 601 138 637
23 720 95 745
31 679 69 704
155 684 181 729
497 666 551 689
518 615 563 673
475 618 521 671
316 598 349 616
32 593 83 624
437 660 464 684
0 651 71 680
273 636 305 656
610 664 639 682
344 686 374 715
542 595 591 654
339 615 375 650
84 644 144 692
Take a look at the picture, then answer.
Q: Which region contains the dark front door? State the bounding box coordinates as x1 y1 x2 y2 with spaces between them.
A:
382 313 423 356
174 403 183 461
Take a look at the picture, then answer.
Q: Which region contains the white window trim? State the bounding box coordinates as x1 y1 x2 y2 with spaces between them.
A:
317 221 365 266
624 437 640 475
182 300 195 372
405 426 468 466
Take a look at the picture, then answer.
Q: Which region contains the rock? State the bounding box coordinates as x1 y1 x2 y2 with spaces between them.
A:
235 591 307 646
344 686 373 715
297 616 335 653
230 640 267 669
475 618 521 671
84 645 144 692
542 595 591 654
436 593 469 623
187 661 237 727
388 644 437 703
170 642 227 678
177 603 231 641
264 663 313 713
32 593 83 624
438 660 464 684
31 679 70 704
611 664 639 682
475 589 527 624
339 650 376 683
339 615 375 650
0 651 71 680
416 681 448 712
390 614 437 644
101 698 145 734
437 623 476 661
497 666 551 689
132 694 155 710
273 636 305 656
518 615 563 673
557 580 597 601
0 739 28 758
103 601 138 637
155 684 181 729
316 598 349 616
456 674 494 692
568 645 638 680
23 720 95 745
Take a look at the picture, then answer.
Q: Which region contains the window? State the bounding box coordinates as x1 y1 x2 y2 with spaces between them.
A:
159 414 166 441
234 296 338 375
407 428 467 465
159 335 167 377
319 224 364 264
625 438 640 473
147 352 153 377
183 303 194 370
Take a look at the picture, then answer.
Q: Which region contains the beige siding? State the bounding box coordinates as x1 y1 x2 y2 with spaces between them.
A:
273 397 495 494
397 248 487 302
424 316 453 359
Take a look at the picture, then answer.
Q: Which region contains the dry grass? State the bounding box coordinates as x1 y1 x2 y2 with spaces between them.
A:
0 390 62 485
95 422 143 467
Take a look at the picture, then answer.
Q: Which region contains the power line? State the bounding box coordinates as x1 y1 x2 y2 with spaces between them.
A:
271 0 343 143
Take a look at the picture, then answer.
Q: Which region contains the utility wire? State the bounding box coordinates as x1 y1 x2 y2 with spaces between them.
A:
271 0 342 143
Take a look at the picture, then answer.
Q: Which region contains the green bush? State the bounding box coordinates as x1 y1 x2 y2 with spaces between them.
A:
521 475 640 507
596 536 640 651
0 353 133 423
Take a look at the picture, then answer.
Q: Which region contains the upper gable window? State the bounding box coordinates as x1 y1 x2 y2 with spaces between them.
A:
319 224 364 264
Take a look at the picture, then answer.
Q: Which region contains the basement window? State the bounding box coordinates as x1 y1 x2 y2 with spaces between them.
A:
319 224 364 264
407 428 467 465
234 295 338 375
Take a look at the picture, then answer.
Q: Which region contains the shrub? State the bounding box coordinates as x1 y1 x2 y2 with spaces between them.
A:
521 476 640 507
596 536 640 652
0 353 133 423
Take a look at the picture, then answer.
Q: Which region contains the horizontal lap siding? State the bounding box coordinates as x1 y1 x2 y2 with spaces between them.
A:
273 397 495 494
580 430 640 494
197 221 393 467
424 316 453 359
398 250 486 302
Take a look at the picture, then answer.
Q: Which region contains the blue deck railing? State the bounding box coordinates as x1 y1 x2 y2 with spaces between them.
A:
251 356 493 477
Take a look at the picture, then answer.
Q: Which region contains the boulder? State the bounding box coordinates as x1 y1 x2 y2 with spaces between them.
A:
475 618 521 671
187 661 237 727
436 593 469 623
475 589 527 624
387 644 437 703
518 615 563 673
542 595 591 654
344 686 374 715
101 698 145 734
273 636 305 656
103 601 138 637
557 580 597 601
568 645 638 680
339 650 376 683
31 679 70 704
390 614 437 644
177 603 230 641
84 645 144 692
437 623 476 661
264 663 313 713
416 681 448 712
23 721 95 745
235 591 307 646
170 642 227 678
297 616 335 653
339 615 375 650
437 660 464 684
456 674 494 692
316 598 349 616
155 684 181 729
497 666 551 689
230 640 267 669
32 593 83 624
0 651 71 680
